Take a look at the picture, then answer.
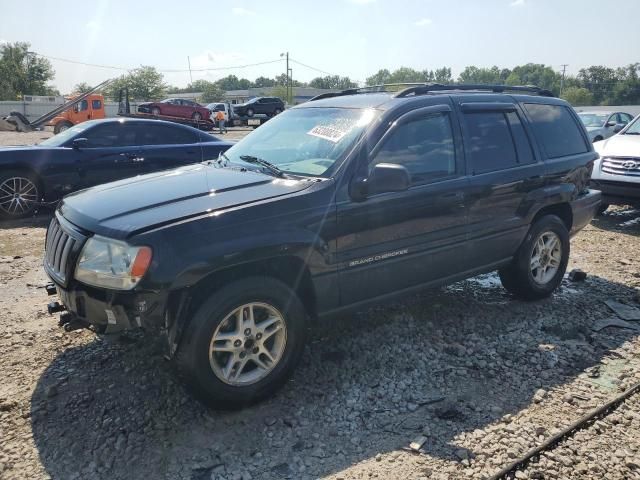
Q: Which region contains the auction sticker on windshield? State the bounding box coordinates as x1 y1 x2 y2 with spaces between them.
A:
307 125 349 143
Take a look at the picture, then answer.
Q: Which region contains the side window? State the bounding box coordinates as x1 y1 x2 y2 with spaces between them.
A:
506 111 535 165
83 124 136 148
524 104 588 158
608 114 620 126
91 99 102 110
77 100 88 112
620 114 633 124
372 113 456 185
136 124 198 145
463 112 518 174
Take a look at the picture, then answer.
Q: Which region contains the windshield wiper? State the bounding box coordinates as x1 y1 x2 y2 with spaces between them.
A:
239 155 285 178
624 131 640 135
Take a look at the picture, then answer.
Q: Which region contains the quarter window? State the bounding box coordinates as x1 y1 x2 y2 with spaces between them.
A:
135 124 198 145
372 113 456 185
524 104 588 158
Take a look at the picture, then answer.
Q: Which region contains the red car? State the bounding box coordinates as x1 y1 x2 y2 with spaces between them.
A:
137 98 211 121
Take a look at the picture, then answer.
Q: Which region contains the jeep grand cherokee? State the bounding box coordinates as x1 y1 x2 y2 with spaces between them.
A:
43 84 601 407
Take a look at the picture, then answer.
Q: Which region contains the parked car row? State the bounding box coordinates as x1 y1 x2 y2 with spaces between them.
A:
0 118 232 219
42 83 603 407
577 110 634 142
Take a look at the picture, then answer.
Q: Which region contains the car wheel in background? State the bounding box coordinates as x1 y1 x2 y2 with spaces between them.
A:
593 136 603 142
597 203 610 215
151 107 161 116
246 108 255 117
274 108 282 115
192 112 202 121
54 121 73 134
0 170 41 220
175 276 307 408
498 215 570 300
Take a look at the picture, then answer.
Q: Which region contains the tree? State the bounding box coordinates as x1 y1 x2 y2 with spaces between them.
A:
309 75 357 89
252 76 276 88
105 66 167 101
72 82 94 94
505 63 561 95
0 42 56 100
458 66 510 84
216 75 251 91
577 65 618 105
561 87 594 106
366 69 392 86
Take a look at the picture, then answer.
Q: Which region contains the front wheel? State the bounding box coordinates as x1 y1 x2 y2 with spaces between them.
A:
151 107 161 116
498 215 570 300
175 277 307 408
0 170 41 219
246 108 254 117
192 112 202 121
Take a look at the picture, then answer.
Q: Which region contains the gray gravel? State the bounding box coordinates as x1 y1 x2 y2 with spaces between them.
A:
1 129 640 479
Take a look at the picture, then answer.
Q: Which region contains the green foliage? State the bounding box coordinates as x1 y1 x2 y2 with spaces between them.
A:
0 42 56 100
309 75 357 89
459 66 511 84
253 76 276 88
72 82 94 94
104 66 167 101
561 87 594 106
365 67 452 86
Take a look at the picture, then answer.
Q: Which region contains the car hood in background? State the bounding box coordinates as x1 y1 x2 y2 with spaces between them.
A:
59 164 312 239
595 134 640 158
586 126 604 132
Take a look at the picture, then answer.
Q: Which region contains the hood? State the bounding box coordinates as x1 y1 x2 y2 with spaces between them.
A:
586 126 603 132
59 164 312 239
594 134 640 158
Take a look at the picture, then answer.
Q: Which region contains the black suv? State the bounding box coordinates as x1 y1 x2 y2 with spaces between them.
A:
233 96 285 117
44 84 600 407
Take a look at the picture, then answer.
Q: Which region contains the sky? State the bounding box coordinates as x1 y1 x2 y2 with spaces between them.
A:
1 0 640 94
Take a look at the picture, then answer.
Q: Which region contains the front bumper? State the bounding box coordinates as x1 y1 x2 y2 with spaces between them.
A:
52 280 168 334
590 180 640 205
570 189 601 235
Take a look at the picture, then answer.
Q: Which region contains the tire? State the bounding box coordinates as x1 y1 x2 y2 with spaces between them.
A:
192 112 202 121
593 136 603 142
246 108 255 117
0 170 41 220
274 108 282 115
151 107 161 116
597 203 610 215
175 276 307 409
498 215 570 300
54 121 73 134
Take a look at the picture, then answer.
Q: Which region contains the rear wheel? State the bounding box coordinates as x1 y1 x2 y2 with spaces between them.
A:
274 108 282 115
597 203 610 215
593 136 603 142
246 108 255 117
54 121 73 134
192 112 202 121
175 276 307 408
499 215 569 300
0 170 40 219
151 107 161 116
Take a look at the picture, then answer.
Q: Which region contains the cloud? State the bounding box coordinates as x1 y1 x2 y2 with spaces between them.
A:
232 7 255 15
348 0 376 4
509 0 525 6
415 18 432 27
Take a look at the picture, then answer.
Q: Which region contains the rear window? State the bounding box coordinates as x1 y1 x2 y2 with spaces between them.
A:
524 104 588 158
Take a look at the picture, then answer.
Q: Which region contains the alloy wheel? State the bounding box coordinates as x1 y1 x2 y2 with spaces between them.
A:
530 231 562 285
209 302 287 386
0 177 38 216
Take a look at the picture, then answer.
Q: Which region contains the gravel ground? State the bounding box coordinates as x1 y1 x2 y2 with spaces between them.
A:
1 130 640 479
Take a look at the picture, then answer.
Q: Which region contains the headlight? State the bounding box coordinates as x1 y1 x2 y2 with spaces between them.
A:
75 235 152 290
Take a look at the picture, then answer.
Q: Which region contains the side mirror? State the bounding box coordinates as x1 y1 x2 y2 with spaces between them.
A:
613 123 625 133
72 138 88 149
606 121 616 128
350 163 411 200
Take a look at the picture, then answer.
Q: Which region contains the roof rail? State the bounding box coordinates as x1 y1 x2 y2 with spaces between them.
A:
394 83 555 98
308 83 555 102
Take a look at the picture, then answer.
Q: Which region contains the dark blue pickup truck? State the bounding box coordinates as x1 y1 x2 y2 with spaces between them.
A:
43 84 600 408
0 118 232 218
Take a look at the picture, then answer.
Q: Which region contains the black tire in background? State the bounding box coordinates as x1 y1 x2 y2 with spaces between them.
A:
175 276 307 409
246 108 255 117
192 112 202 121
54 121 73 134
597 203 610 215
151 107 161 116
0 170 41 220
498 215 570 300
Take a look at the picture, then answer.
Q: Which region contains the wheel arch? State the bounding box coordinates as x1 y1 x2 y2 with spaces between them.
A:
532 202 573 232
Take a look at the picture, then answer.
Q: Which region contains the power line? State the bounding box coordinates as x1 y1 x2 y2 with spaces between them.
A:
33 52 284 73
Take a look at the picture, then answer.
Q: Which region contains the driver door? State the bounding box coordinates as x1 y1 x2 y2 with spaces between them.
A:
335 104 470 305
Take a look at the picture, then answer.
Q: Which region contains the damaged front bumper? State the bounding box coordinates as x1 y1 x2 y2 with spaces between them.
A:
48 280 169 335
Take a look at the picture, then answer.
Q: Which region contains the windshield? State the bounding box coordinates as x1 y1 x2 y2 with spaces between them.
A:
578 113 608 128
624 116 640 134
218 107 377 177
39 121 94 147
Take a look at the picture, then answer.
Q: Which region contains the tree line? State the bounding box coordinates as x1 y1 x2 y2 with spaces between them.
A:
1 42 639 107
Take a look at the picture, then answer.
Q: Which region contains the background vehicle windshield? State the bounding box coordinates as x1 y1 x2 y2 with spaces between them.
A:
578 113 608 127
623 116 640 134
221 107 377 176
39 121 94 147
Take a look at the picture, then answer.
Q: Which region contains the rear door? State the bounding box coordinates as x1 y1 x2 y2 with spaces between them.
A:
134 122 203 172
336 103 470 304
74 122 145 187
456 98 544 269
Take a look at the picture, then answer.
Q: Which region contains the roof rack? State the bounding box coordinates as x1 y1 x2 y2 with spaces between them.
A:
308 83 554 102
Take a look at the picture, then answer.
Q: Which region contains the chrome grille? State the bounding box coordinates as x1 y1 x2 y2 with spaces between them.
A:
602 157 640 176
44 216 85 285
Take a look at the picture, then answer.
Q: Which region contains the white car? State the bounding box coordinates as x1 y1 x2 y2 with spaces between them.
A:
591 114 640 213
578 111 634 143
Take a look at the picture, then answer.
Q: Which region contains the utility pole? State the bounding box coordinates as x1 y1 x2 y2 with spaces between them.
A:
280 52 290 104
288 66 293 104
187 56 193 85
560 64 568 96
